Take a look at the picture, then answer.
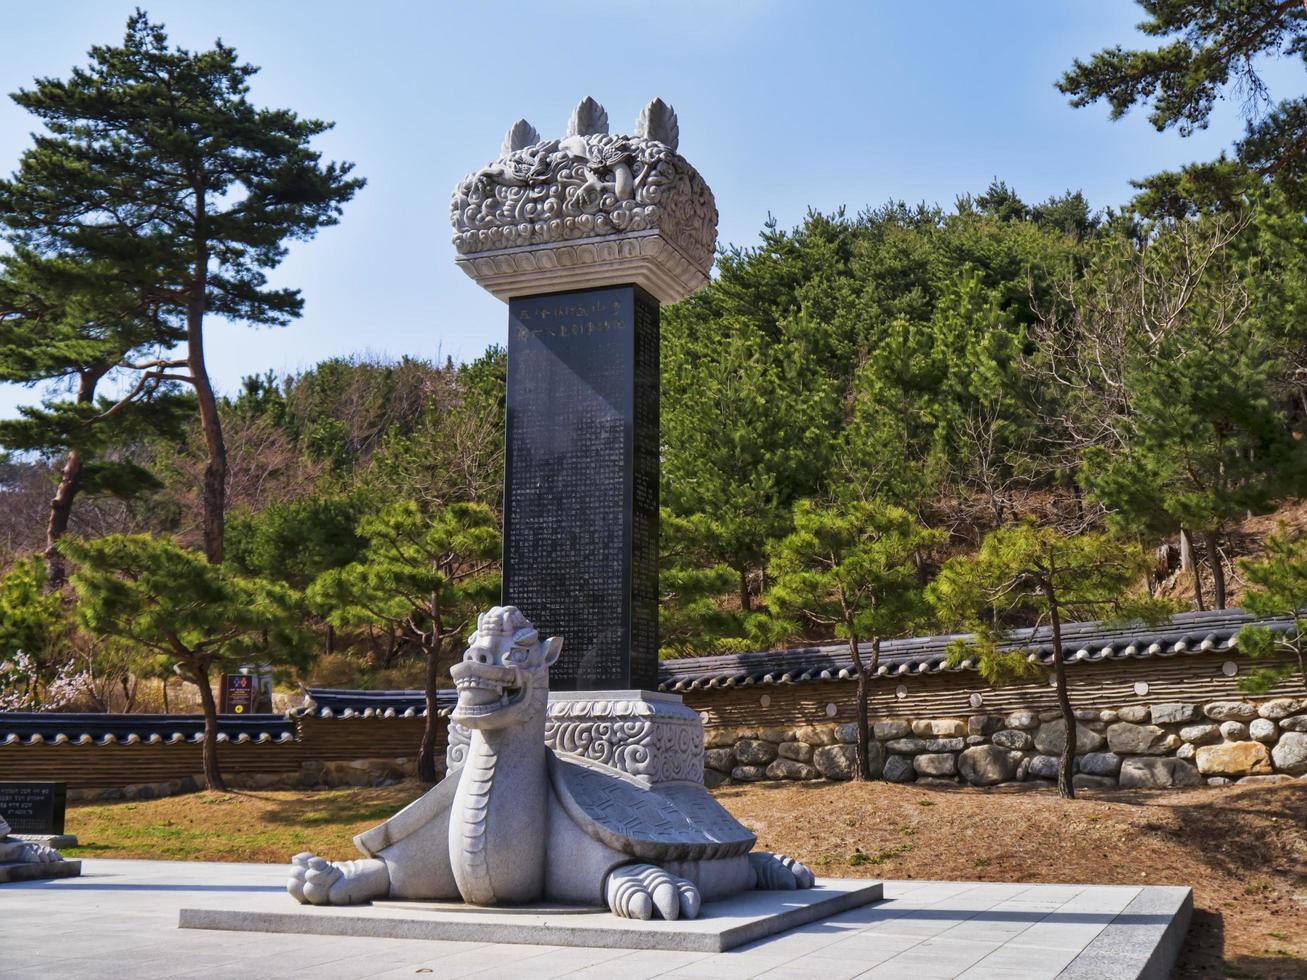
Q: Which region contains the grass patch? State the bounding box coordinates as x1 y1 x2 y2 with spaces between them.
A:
63 783 419 863
849 844 913 867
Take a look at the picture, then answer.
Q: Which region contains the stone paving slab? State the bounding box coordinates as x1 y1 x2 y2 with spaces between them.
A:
179 879 885 953
0 860 1192 978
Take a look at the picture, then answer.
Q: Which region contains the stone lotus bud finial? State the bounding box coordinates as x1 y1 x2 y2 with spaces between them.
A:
500 119 541 157
566 96 609 137
635 98 679 151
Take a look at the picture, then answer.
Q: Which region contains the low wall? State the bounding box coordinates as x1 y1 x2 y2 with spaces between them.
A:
0 715 440 795
698 696 1307 790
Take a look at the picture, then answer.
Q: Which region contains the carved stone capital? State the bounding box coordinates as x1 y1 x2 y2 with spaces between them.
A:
450 99 717 305
545 691 705 786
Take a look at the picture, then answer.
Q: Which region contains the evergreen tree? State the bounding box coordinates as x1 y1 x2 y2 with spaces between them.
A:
226 492 368 656
930 523 1167 798
0 250 189 584
0 12 362 563
661 329 839 609
1086 320 1307 607
307 501 499 781
65 533 311 790
1060 0 1307 204
841 268 1030 527
766 499 941 780
1234 531 1307 694
658 509 754 657
0 556 70 706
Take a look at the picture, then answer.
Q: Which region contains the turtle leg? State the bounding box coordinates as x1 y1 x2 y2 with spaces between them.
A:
749 851 816 890
605 863 701 920
288 853 390 905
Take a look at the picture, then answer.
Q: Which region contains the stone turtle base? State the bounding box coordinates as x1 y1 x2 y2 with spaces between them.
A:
0 858 81 884
179 879 884 953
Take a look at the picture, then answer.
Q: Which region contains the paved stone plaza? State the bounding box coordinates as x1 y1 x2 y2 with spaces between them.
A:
0 859 1189 978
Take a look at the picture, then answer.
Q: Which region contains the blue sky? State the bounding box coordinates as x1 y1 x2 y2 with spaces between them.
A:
0 1 1297 420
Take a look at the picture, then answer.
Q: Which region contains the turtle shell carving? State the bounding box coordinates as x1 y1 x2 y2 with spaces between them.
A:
548 751 756 862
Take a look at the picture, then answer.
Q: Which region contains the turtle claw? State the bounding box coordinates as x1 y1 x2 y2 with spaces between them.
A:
287 851 313 903
606 863 701 920
287 852 389 906
749 851 816 890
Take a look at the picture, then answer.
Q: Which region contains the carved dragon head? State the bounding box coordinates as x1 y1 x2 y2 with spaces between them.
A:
449 606 561 731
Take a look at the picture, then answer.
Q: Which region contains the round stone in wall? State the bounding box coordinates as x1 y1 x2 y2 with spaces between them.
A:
825 703 838 718
760 694 771 707
969 692 984 709
700 712 710 724
895 685 908 700
1222 661 1238 677
1134 681 1150 696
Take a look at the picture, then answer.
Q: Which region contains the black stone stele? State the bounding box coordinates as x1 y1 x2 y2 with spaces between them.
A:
504 284 660 691
0 782 66 835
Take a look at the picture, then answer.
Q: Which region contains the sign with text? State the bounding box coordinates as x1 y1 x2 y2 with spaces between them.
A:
223 673 257 714
0 782 66 835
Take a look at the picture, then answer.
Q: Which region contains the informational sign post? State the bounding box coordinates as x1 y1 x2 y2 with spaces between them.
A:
219 670 271 714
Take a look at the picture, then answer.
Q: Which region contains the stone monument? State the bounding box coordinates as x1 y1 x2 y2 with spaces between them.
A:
289 606 812 917
0 814 80 884
287 101 813 920
452 96 714 692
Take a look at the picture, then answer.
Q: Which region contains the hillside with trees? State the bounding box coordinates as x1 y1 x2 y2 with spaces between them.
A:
2 5 1306 794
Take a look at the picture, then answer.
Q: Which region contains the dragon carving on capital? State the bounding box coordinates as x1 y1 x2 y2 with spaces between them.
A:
449 97 718 278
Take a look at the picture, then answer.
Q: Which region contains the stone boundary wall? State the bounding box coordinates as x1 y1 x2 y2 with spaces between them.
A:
703 697 1307 791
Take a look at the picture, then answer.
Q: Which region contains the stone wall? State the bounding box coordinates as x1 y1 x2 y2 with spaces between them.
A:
703 697 1307 791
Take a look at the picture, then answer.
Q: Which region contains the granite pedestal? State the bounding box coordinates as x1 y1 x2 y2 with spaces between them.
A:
187 879 884 953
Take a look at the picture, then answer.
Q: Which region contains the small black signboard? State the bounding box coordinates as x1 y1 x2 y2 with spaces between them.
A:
223 673 257 715
0 782 66 835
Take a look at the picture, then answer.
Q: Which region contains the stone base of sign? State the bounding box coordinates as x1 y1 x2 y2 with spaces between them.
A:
185 878 883 952
0 858 81 884
13 833 77 850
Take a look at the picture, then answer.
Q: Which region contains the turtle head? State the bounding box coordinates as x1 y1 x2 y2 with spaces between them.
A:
450 606 561 730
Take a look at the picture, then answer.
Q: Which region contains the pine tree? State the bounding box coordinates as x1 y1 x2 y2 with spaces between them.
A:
1059 0 1307 204
0 250 189 584
1086 320 1307 607
0 12 363 564
65 533 311 790
766 499 941 780
1234 531 1307 694
929 523 1168 798
307 501 500 782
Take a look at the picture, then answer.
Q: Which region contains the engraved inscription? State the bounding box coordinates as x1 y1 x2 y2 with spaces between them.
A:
503 286 659 690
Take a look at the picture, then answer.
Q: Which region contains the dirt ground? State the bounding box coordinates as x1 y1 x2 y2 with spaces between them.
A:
64 778 1306 978
721 779 1307 979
